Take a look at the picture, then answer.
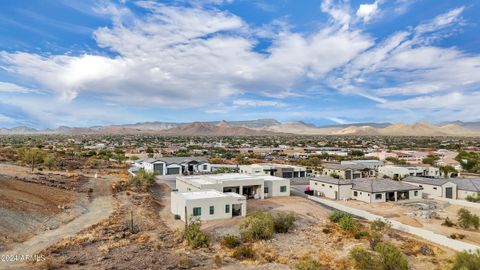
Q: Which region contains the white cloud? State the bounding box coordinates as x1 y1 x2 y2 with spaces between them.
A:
0 1 372 109
0 82 36 93
356 1 380 23
326 117 349 124
0 114 14 123
233 99 286 107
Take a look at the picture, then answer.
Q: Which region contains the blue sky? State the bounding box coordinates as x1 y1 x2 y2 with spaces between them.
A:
0 0 479 128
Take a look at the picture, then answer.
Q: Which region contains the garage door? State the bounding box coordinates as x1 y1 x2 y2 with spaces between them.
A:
153 164 163 175
445 187 453 199
167 167 180 175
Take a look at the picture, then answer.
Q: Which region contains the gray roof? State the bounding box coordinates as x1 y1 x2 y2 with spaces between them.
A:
403 176 480 192
141 156 208 165
323 163 372 170
309 176 353 185
352 179 422 193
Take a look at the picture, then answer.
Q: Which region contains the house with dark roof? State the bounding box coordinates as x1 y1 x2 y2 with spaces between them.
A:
403 176 480 200
321 163 377 180
131 156 210 176
309 177 422 203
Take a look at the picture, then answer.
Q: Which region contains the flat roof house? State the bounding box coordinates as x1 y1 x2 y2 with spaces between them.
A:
309 177 422 203
171 190 246 221
131 156 210 176
239 163 307 178
176 173 290 200
340 160 384 170
403 176 480 200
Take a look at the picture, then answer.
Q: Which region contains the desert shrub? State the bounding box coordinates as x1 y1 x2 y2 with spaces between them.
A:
295 257 325 270
329 211 351 223
240 211 274 241
370 219 391 232
452 250 480 270
129 168 155 191
232 245 255 260
374 243 409 270
273 212 296 233
442 217 455 227
354 231 369 239
349 247 381 270
338 215 358 232
322 228 331 234
457 208 480 230
221 234 241 249
450 233 465 240
466 193 480 203
183 217 210 248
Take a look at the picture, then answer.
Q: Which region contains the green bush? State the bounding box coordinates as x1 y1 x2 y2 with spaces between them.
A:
374 243 409 270
232 245 255 260
240 211 275 241
354 231 369 239
129 168 155 191
457 208 480 230
295 257 324 270
329 211 351 223
183 217 210 249
221 234 241 249
370 219 391 232
349 247 381 270
273 212 296 233
338 215 359 232
452 250 480 270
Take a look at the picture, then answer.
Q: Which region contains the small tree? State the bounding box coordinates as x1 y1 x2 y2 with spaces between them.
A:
452 250 480 270
457 208 480 230
130 168 155 191
184 216 209 249
328 211 351 223
17 147 46 172
43 153 55 170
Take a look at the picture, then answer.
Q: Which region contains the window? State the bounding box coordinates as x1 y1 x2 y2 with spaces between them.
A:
419 185 423 188
375 194 382 200
280 186 287 192
321 184 325 187
353 191 358 197
329 185 333 188
209 206 214 215
225 204 230 213
193 207 201 216
433 187 437 190
414 191 418 196
264 187 269 194
203 164 208 170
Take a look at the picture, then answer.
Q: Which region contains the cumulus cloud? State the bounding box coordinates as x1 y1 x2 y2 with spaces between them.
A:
356 1 380 23
0 1 372 109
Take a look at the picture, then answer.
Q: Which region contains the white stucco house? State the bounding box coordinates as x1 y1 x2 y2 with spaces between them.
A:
309 177 422 203
239 163 307 178
378 165 440 180
403 176 480 200
171 190 246 222
176 173 290 200
130 156 210 176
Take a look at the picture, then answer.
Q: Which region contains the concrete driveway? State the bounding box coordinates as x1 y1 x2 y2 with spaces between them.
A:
155 175 177 189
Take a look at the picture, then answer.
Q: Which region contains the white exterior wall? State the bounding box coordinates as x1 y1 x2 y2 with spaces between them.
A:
197 163 211 173
403 181 457 199
176 176 265 199
264 179 290 197
351 189 421 203
171 192 246 222
309 180 352 200
458 189 479 200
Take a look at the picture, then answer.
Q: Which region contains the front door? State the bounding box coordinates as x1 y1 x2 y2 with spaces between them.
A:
445 187 453 199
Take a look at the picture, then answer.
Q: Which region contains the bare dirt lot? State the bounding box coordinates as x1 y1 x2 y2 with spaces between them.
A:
337 198 480 245
0 177 86 252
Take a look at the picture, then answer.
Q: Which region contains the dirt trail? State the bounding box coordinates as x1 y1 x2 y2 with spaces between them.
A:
0 176 114 268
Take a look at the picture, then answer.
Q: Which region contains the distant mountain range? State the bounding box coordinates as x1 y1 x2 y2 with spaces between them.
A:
2 119 480 136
